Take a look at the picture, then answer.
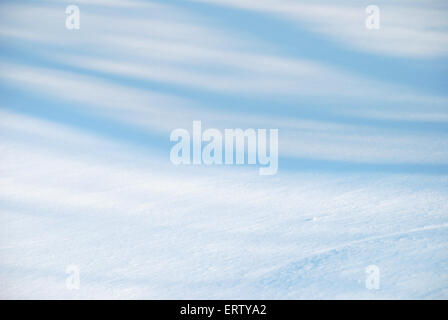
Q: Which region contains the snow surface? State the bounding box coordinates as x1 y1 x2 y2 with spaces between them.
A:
0 113 447 299
1 0 447 299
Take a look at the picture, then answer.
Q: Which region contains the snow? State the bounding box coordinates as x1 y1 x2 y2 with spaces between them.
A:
0 116 447 299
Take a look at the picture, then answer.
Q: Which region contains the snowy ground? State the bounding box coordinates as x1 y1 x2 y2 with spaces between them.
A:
1 0 448 299
1 112 447 299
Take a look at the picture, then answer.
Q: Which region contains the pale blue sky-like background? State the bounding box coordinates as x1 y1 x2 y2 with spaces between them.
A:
0 0 447 299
